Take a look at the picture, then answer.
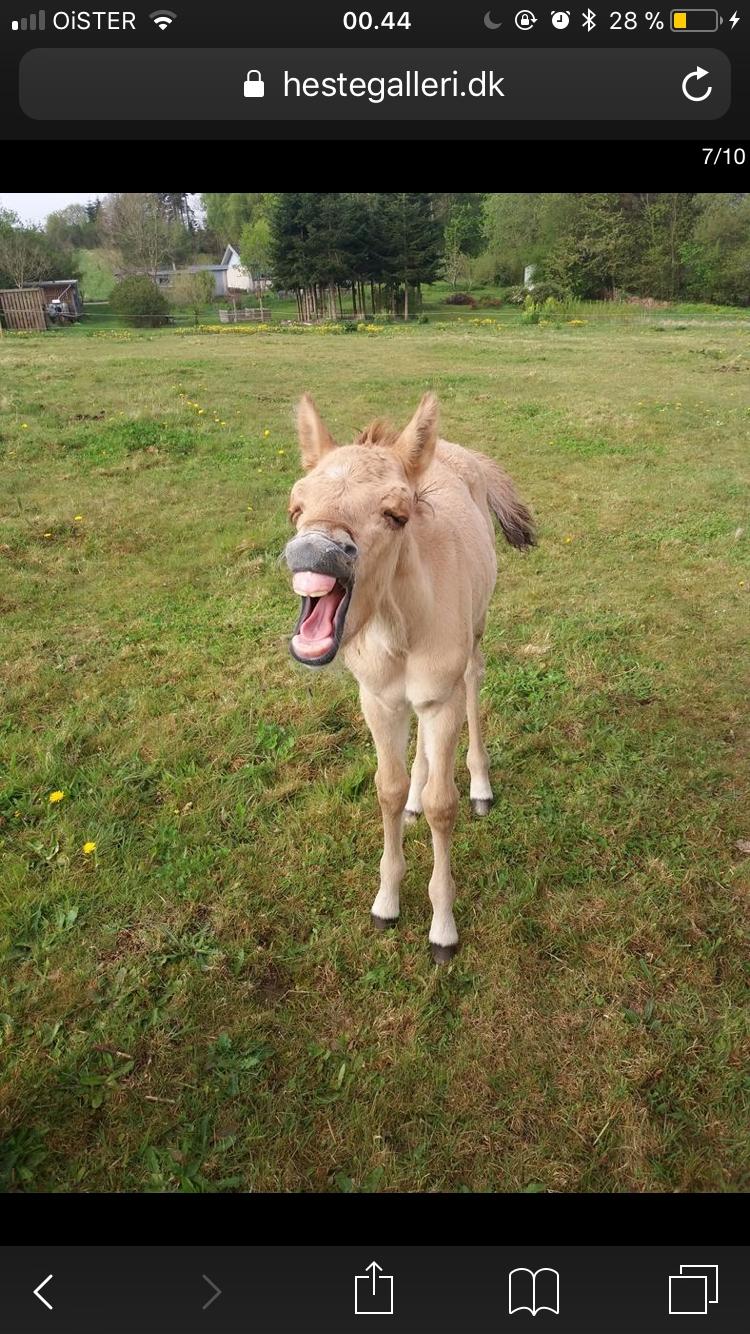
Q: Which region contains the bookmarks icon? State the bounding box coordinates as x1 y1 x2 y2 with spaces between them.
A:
509 1269 560 1316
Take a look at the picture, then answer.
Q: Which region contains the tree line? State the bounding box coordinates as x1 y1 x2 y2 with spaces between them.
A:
0 192 747 309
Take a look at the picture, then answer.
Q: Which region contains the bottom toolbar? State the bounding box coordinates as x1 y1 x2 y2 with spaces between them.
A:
0 1247 745 1333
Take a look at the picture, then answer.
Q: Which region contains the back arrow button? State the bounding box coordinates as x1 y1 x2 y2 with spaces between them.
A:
202 1275 222 1310
33 1275 54 1311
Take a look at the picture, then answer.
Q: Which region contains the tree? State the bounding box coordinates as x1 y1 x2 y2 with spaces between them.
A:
239 217 272 281
101 193 178 277
434 194 486 256
167 270 215 325
683 194 750 305
156 193 195 232
201 193 275 246
45 203 99 254
380 193 443 319
442 212 473 289
0 211 44 287
109 275 169 327
0 209 78 289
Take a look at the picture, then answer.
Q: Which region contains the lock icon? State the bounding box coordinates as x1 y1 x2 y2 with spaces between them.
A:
244 69 264 98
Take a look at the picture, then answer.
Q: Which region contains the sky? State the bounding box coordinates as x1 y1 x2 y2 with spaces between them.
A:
0 193 106 224
0 193 205 225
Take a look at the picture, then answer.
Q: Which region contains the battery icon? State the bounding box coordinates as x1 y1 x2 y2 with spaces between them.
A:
670 9 720 29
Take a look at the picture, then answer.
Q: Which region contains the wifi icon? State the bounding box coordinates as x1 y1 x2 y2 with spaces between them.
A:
149 8 176 28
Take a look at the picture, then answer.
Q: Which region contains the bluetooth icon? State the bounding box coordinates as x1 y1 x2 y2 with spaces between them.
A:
582 7 596 29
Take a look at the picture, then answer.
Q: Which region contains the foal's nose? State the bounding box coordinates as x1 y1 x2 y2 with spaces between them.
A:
284 530 358 584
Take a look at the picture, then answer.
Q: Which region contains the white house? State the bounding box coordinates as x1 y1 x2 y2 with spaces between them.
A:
152 245 269 296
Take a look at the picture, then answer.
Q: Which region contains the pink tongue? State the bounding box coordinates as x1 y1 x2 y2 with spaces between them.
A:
293 571 336 596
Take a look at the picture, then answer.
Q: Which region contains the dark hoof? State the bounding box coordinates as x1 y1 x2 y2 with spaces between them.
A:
431 942 458 965
470 797 494 818
371 913 398 931
403 808 421 825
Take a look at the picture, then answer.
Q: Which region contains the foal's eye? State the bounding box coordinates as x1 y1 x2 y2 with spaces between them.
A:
383 511 408 529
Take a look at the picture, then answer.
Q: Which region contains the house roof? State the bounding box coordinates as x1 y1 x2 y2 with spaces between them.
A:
119 247 246 280
154 265 227 275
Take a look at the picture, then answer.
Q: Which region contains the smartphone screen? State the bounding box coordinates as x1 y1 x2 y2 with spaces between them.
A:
0 0 747 1315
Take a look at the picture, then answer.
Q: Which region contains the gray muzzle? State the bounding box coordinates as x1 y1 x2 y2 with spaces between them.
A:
284 531 358 585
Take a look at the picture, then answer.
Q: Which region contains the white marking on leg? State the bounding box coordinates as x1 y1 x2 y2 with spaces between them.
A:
465 649 493 801
359 686 411 924
417 685 465 948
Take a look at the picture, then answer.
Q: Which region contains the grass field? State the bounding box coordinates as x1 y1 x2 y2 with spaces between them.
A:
1 309 748 1193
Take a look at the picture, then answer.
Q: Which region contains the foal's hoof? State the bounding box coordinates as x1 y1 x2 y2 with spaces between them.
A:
371 913 398 931
470 797 494 818
403 808 421 825
431 942 458 965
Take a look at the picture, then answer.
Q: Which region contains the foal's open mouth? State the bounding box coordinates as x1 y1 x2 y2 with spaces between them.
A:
290 571 353 667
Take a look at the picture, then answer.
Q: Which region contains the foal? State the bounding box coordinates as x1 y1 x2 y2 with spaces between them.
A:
284 392 534 961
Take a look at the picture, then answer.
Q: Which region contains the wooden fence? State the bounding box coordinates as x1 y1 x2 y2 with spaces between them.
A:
0 287 47 332
218 307 270 323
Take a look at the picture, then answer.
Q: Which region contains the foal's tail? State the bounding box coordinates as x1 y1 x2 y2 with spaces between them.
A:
477 452 536 550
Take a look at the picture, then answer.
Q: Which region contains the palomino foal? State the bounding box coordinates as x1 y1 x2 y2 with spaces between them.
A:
284 392 534 962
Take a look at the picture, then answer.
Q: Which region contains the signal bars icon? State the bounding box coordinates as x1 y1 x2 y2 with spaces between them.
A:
11 8 45 29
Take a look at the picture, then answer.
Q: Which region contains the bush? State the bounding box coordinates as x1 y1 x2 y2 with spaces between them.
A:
476 296 504 308
445 292 477 307
109 276 169 328
524 279 568 304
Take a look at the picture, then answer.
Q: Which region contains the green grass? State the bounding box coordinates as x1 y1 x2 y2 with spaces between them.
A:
1 309 749 1193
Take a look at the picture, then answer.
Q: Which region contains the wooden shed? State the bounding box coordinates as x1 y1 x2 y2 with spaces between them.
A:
0 280 83 331
37 279 83 316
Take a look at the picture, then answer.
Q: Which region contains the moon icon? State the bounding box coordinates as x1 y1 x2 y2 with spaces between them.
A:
484 10 502 27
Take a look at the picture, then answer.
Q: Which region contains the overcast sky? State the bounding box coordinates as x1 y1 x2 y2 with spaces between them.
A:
0 193 107 224
0 192 205 226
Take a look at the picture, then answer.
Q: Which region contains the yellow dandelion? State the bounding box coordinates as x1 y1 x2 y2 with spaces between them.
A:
198 410 205 415
740 581 746 589
277 449 285 456
82 841 96 854
264 429 270 437
73 515 83 521
564 536 573 544
44 532 52 538
48 790 65 803
21 423 29 429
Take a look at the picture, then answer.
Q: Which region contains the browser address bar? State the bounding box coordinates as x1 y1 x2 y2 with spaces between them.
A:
19 47 730 120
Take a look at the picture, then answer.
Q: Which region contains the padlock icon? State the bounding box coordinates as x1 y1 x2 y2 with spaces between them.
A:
244 69 264 98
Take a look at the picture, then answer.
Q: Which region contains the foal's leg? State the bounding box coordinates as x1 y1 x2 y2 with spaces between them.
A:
465 646 494 817
404 719 428 824
418 682 466 963
359 686 411 928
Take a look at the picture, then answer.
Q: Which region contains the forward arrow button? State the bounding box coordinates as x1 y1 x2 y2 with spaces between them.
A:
202 1275 222 1310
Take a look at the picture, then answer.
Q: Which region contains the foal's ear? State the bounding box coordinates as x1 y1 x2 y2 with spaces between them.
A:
296 393 337 471
394 392 438 480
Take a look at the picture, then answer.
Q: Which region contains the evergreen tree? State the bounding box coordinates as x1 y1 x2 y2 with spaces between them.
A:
379 193 443 319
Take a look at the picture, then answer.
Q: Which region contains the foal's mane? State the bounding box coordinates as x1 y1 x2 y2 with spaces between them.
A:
355 418 400 449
